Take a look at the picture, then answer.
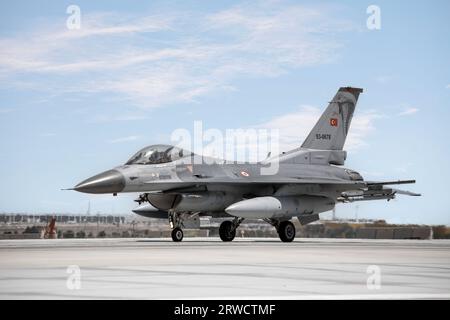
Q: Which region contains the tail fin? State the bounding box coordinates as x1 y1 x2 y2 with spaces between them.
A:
301 87 363 150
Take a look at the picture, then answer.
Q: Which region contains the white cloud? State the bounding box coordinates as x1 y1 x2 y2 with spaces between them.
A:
398 107 419 116
255 105 321 151
51 13 173 40
256 106 381 152
375 75 392 84
359 170 387 178
40 133 56 137
89 114 148 124
394 162 413 174
108 135 141 144
0 13 173 73
0 108 13 114
446 84 450 89
200 105 381 162
0 2 354 108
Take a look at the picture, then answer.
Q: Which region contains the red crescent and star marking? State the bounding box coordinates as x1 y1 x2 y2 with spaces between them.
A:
240 171 250 177
330 118 338 127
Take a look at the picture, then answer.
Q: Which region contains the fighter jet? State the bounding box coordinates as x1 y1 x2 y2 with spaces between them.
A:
72 87 420 242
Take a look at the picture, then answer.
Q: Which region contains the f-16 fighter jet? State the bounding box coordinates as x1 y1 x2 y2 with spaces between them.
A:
72 87 420 242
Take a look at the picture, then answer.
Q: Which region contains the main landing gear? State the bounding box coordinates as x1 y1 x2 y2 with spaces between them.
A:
265 219 296 242
278 221 296 242
168 211 244 242
219 218 244 242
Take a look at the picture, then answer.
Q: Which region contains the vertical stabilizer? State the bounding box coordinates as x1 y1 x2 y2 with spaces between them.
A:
301 87 363 150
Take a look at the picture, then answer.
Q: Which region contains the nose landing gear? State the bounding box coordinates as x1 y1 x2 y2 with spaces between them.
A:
169 210 184 242
171 227 183 242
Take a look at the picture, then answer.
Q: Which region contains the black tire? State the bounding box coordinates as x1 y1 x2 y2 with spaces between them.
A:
219 220 236 242
278 221 295 242
171 227 183 242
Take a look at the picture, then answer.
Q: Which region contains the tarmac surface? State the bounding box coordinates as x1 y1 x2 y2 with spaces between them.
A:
0 237 449 299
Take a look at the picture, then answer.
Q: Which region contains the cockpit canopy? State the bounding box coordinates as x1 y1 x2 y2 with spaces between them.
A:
125 144 189 165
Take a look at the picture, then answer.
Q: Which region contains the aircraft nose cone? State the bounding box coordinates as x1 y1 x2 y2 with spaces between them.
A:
74 169 125 194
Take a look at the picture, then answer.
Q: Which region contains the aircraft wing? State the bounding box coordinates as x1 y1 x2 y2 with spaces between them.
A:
145 177 419 203
143 176 366 196
178 175 364 186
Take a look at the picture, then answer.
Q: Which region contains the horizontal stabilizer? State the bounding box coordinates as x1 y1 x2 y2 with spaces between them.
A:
392 188 421 196
338 180 421 203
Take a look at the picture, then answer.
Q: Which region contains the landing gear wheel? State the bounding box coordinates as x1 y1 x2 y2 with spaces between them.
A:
171 227 183 242
219 221 236 242
278 221 295 242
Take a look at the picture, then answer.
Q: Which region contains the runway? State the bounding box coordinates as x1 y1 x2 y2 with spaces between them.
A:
0 238 449 299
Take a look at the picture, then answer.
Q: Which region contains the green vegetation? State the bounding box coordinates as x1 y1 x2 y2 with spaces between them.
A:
432 226 450 239
63 230 74 238
75 231 86 238
97 230 106 238
23 226 42 234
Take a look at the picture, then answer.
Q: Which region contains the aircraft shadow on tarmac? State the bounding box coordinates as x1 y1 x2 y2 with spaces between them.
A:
134 238 320 244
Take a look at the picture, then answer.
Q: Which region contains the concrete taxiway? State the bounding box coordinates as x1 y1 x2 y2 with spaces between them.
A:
0 238 449 299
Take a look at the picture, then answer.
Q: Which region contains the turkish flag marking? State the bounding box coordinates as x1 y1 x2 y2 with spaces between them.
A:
330 118 338 127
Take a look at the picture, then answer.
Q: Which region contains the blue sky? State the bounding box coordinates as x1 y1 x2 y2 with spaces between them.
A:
0 0 449 225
